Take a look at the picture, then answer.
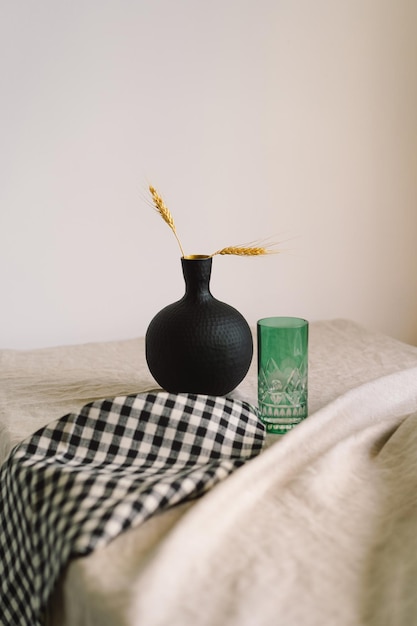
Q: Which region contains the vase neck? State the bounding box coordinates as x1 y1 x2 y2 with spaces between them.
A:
181 257 213 300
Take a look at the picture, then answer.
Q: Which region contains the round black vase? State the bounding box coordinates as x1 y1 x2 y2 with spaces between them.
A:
145 256 253 395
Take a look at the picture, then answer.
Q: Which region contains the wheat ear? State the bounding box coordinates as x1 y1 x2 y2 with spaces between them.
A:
149 185 185 257
211 244 278 257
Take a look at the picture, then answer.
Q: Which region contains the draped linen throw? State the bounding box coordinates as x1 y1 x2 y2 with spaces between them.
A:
0 391 265 626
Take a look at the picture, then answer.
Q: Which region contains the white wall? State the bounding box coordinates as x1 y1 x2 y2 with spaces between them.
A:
1 0 416 349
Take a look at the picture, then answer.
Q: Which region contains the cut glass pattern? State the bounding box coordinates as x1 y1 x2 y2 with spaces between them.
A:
258 357 307 429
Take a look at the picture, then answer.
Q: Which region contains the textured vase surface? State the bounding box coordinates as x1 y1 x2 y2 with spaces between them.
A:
145 256 253 395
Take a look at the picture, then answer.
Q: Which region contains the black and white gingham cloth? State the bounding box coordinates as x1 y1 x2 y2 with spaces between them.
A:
0 391 264 626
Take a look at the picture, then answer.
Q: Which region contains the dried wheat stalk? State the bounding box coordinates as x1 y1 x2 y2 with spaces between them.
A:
149 185 185 257
149 185 279 259
211 245 277 257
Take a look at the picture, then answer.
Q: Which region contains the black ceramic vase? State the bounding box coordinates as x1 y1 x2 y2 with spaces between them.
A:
145 256 253 395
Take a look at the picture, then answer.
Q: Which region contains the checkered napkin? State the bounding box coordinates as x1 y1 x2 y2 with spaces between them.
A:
0 391 264 626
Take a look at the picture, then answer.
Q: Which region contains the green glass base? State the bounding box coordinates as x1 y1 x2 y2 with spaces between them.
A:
258 406 307 434
262 419 306 434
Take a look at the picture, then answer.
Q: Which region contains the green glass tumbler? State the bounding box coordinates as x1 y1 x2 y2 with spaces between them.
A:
257 317 309 434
